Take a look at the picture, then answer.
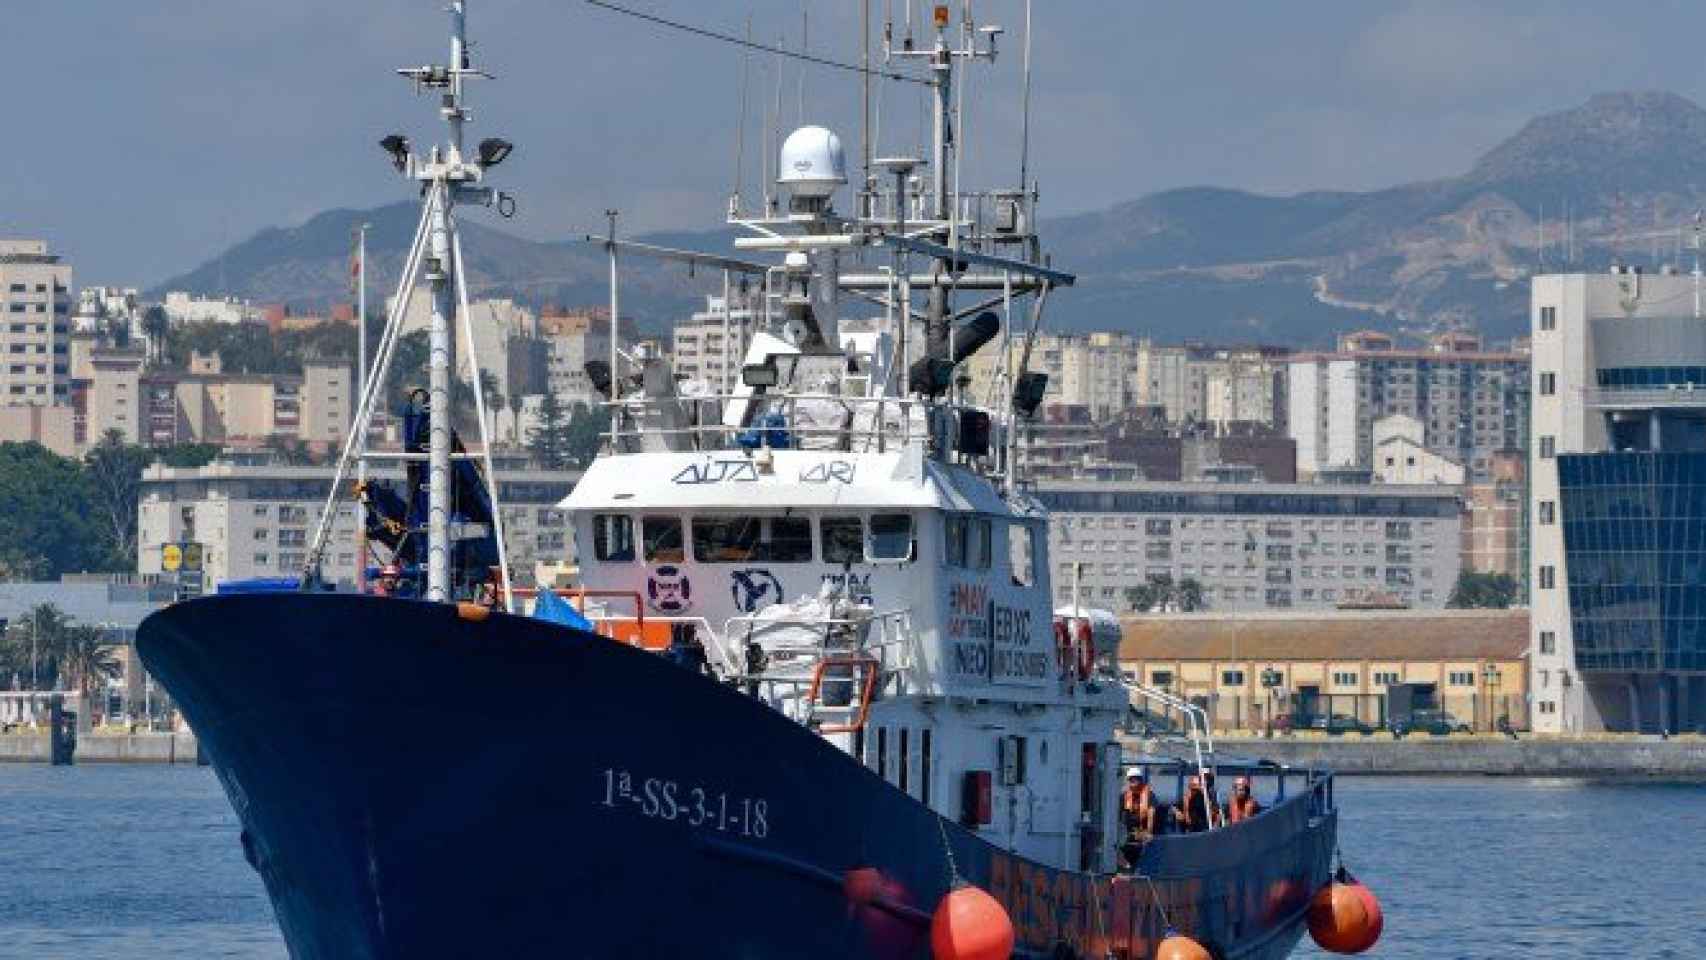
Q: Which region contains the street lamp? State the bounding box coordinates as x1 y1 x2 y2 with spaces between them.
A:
1483 662 1503 733
1261 667 1285 737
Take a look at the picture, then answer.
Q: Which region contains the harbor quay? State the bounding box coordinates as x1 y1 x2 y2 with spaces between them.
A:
1194 733 1706 778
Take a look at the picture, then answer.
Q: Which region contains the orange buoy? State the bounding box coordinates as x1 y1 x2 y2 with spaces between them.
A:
1155 930 1211 960
930 884 1014 960
1307 869 1383 954
843 867 882 906
456 601 491 622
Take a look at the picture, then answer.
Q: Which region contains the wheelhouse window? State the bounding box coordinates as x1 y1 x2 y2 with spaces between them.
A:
868 513 915 562
1008 522 1037 586
821 515 865 564
692 515 813 563
593 514 634 561
943 514 992 570
642 515 684 563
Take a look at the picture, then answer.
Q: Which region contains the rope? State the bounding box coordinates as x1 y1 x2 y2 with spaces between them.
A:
934 814 964 888
585 1 930 86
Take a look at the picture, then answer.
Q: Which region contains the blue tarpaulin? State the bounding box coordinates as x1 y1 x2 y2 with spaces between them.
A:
532 588 594 632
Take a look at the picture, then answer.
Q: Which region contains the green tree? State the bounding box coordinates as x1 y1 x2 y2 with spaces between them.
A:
562 403 605 468
1125 574 1208 613
84 430 156 568
56 623 121 709
4 603 73 690
528 392 570 468
0 443 108 577
158 443 223 468
1448 571 1521 609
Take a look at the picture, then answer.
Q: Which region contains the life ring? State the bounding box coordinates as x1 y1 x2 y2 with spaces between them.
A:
1053 619 1071 676
1073 619 1094 680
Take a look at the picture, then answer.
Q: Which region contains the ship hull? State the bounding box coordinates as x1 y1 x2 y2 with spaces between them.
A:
138 594 1334 959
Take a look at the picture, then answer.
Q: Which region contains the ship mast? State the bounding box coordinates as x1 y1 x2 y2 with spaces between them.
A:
302 0 516 601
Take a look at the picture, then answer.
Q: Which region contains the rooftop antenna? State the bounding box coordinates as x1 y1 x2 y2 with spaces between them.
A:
730 14 752 217
797 4 807 126
1693 211 1701 319
1018 0 1032 193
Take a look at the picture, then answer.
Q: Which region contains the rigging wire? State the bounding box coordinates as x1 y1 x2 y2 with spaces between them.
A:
584 0 929 86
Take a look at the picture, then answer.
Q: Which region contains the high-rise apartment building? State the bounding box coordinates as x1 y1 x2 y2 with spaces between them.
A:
1529 269 1706 734
0 240 72 406
540 307 619 409
1288 330 1528 482
672 294 760 391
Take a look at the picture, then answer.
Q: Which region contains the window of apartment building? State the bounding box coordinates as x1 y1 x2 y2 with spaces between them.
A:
1539 565 1556 589
1332 671 1359 687
1538 701 1557 715
252 528 269 541
1539 436 1555 459
1372 671 1400 686
1220 670 1246 687
1539 306 1556 331
1448 671 1475 686
1539 501 1555 525
1144 518 1171 536
253 552 269 566
1539 631 1556 655
1538 372 1556 396
1150 670 1173 688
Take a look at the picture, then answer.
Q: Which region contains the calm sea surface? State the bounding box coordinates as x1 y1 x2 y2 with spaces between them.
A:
0 766 1701 958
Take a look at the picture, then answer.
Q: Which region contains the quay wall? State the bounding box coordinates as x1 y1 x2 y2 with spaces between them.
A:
0 733 201 764
1200 735 1706 777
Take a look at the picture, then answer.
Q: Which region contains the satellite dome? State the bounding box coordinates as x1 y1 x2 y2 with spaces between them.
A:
778 126 847 199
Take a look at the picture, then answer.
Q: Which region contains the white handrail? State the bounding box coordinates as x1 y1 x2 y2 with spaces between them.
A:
1119 677 1222 828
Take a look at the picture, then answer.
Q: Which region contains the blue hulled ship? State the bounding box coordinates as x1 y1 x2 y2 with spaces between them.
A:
139 4 1353 957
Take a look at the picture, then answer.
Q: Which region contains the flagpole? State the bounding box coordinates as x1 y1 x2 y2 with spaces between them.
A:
355 223 369 593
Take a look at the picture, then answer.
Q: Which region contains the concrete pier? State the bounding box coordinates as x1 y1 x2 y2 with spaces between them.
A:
0 732 201 764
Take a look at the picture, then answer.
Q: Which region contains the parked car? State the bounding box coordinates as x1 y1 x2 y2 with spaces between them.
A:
1390 709 1471 737
1304 713 1373 735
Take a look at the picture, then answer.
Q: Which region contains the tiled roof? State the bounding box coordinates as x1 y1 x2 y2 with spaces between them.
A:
1120 609 1529 661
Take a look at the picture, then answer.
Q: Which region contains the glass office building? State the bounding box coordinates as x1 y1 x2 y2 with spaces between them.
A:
1557 452 1706 673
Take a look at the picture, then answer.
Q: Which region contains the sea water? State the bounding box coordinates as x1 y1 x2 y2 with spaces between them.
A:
0 766 1701 958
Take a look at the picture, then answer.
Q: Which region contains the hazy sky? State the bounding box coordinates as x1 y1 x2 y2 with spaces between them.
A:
7 0 1706 286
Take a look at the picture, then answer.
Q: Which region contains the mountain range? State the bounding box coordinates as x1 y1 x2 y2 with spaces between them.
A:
150 91 1706 347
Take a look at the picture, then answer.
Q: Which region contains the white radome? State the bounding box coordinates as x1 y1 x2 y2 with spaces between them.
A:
778 125 847 198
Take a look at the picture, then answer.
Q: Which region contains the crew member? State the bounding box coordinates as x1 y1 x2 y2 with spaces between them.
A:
1121 768 1158 838
1176 775 1211 833
1227 776 1262 823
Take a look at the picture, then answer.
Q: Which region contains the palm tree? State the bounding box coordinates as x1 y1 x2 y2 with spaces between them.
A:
8 603 72 690
57 624 122 714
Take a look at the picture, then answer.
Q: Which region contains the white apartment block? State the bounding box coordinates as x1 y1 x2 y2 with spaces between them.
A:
1529 269 1706 735
1036 479 1462 614
163 292 263 326
138 462 581 590
540 308 616 409
672 294 759 391
964 332 1143 422
0 240 72 406
1288 331 1528 483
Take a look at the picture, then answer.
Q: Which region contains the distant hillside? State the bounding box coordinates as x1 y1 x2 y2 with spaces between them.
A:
152 92 1706 346
1044 91 1706 344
